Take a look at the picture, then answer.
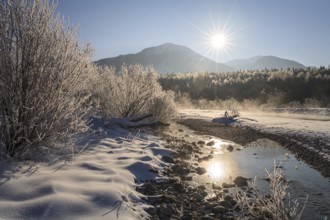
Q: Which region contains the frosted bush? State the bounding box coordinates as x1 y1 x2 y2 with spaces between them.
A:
0 0 96 157
148 90 177 123
95 64 177 122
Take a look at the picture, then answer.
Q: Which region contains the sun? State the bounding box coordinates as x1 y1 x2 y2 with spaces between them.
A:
210 33 226 49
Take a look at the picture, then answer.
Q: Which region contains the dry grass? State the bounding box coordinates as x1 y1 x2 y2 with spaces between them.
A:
236 161 308 220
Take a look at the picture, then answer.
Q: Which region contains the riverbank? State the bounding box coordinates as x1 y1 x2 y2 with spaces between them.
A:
180 118 330 179
141 119 330 220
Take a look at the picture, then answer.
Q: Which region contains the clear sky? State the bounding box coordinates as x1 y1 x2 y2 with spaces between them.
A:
56 0 330 67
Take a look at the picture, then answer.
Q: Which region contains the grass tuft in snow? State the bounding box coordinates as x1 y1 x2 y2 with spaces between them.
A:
236 161 308 220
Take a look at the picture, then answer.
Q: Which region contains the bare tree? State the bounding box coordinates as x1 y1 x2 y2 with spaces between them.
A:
0 0 96 157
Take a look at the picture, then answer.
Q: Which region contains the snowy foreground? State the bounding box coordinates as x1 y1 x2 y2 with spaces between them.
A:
0 117 171 219
0 110 329 219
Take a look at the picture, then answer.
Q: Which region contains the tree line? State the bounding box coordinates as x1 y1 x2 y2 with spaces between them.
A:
159 68 330 108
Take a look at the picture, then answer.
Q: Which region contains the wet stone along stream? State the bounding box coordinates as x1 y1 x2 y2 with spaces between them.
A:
139 123 330 220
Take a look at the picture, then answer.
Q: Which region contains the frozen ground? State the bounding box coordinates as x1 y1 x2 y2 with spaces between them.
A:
0 116 171 219
180 108 330 158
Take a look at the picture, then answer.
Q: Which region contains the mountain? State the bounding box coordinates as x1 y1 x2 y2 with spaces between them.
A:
96 43 234 74
225 55 305 70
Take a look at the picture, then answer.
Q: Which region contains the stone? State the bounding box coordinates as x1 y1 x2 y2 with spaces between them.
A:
182 175 193 181
233 176 249 187
200 191 208 197
173 182 184 192
193 192 204 201
162 155 174 163
159 203 174 216
180 213 193 220
212 205 226 214
145 206 157 215
196 167 207 175
201 216 215 220
212 183 222 190
224 195 234 202
197 140 205 145
227 145 234 152
222 182 235 188
183 144 194 152
206 141 215 146
198 185 207 191
219 200 233 209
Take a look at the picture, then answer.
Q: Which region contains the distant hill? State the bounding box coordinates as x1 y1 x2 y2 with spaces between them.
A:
225 55 305 70
96 43 234 74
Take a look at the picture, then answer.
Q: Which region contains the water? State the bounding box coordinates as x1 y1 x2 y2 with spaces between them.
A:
164 123 330 220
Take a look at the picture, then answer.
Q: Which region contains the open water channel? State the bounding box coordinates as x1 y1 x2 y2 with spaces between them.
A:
164 123 330 220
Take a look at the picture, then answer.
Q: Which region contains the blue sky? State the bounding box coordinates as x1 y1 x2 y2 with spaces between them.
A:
56 0 330 66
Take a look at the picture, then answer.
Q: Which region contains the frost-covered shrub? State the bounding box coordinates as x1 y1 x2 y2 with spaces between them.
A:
0 0 96 157
147 90 177 123
236 162 307 220
95 64 177 122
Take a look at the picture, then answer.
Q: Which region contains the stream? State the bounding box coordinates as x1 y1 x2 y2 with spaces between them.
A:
163 122 330 220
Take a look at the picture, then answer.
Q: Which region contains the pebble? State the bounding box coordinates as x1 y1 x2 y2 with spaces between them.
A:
162 155 174 163
159 203 174 216
193 192 204 201
212 205 226 214
219 200 233 209
197 140 205 145
222 182 235 188
227 145 234 151
196 167 207 175
206 141 215 146
233 176 249 187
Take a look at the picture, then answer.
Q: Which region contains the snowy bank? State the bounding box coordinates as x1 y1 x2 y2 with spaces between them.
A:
0 116 172 219
180 108 330 178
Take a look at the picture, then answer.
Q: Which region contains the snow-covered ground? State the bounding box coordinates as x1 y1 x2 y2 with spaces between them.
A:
0 116 171 219
180 108 330 156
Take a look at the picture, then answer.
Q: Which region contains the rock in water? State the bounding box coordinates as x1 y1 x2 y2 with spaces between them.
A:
227 145 234 152
206 141 215 146
233 176 249 187
196 167 207 175
197 140 205 145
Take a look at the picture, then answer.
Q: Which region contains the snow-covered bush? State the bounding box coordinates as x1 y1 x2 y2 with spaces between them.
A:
95 64 176 122
148 90 177 123
0 0 96 157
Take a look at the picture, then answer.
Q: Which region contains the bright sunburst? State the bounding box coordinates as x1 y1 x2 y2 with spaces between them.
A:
210 33 226 49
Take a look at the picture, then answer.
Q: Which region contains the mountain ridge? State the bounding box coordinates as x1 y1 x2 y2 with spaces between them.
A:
96 43 305 73
225 55 305 70
96 43 234 74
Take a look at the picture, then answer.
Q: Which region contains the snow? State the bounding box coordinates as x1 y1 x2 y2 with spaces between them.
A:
180 108 330 137
180 108 330 156
0 116 172 219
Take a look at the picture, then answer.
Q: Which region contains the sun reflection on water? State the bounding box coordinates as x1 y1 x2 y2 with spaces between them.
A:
207 161 226 179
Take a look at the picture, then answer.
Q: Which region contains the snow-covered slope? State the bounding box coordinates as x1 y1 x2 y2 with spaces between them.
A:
0 116 171 219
